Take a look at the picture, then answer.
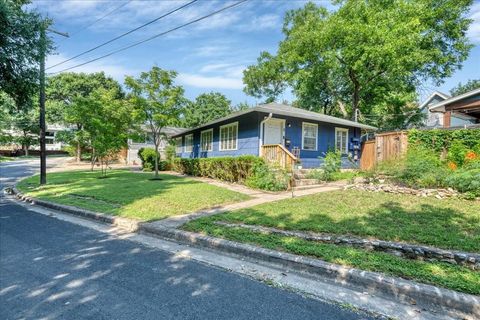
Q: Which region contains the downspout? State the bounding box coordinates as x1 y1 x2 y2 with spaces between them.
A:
259 113 273 156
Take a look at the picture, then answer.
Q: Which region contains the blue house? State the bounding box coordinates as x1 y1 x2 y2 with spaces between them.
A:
171 103 376 168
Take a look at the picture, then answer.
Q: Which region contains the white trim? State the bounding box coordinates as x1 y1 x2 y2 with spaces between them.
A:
335 127 349 154
184 134 193 152
419 91 450 110
301 122 318 151
219 122 238 151
175 137 182 154
200 129 213 152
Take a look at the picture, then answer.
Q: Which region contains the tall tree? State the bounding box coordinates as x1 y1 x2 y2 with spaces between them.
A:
183 92 232 127
450 79 480 96
76 88 132 175
46 72 123 162
125 67 185 179
0 0 50 109
243 0 473 128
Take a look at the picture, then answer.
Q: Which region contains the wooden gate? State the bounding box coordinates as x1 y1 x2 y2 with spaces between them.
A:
360 131 408 170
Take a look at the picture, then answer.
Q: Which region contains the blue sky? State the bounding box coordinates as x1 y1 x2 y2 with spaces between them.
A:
32 0 480 105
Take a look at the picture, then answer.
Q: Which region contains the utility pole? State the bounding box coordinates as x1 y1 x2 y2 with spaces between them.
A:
39 24 68 185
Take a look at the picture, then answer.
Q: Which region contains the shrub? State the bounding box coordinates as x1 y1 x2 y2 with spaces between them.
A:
321 150 342 181
245 162 289 191
445 168 480 197
447 141 469 167
138 148 166 172
171 155 264 183
408 128 480 153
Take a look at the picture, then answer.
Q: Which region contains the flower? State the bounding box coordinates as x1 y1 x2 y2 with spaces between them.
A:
465 151 477 161
447 161 457 171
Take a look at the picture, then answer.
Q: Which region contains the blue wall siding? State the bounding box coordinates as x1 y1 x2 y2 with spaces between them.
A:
176 112 261 158
176 111 362 168
257 112 360 168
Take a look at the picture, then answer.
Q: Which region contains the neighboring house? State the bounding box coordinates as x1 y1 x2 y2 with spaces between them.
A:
1 124 69 151
420 90 478 128
171 103 376 169
126 126 185 165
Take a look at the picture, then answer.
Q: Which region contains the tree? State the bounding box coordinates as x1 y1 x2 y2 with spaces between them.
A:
125 66 185 179
243 0 474 127
77 88 132 176
183 92 232 127
46 72 123 162
450 79 480 96
0 0 50 109
13 106 39 156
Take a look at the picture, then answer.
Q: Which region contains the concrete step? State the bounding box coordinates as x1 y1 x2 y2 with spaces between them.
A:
293 178 321 187
292 183 327 191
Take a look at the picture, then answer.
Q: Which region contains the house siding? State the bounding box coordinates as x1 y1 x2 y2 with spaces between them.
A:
175 111 362 168
177 112 261 158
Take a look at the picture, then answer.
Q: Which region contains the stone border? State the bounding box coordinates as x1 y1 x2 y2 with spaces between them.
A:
214 222 480 270
140 224 479 319
5 186 479 319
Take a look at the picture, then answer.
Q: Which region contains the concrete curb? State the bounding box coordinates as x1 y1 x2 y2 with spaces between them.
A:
7 187 479 319
8 187 139 232
140 224 479 319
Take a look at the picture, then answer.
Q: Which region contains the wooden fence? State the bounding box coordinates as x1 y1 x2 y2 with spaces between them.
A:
360 131 408 170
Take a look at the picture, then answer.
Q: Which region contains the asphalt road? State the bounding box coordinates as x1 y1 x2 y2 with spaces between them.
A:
0 160 373 320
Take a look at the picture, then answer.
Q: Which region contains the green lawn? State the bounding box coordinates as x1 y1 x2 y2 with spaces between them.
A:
17 170 250 221
0 156 12 162
183 190 480 294
186 190 479 253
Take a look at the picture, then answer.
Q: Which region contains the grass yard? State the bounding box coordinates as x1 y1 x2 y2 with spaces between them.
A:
186 190 480 253
183 190 480 294
17 170 250 221
0 156 13 162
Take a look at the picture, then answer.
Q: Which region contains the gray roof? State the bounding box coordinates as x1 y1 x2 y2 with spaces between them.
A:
173 103 376 137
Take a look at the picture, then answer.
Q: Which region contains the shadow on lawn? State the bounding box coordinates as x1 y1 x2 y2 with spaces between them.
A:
212 201 480 253
19 170 243 221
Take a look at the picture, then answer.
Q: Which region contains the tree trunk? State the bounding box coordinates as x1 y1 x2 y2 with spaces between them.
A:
24 144 29 157
90 148 96 171
352 86 360 121
76 141 81 163
154 142 159 179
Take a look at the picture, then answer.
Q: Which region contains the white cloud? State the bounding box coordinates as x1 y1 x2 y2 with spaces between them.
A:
177 73 243 89
245 14 281 30
467 2 480 44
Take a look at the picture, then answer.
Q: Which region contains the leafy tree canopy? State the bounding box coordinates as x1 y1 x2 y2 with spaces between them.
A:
450 79 480 96
0 0 51 108
125 66 186 177
243 0 473 129
183 92 232 127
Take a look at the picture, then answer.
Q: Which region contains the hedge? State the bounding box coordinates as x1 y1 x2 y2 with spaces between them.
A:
171 156 264 183
408 128 480 153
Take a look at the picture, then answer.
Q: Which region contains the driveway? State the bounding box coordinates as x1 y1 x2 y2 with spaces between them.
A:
0 160 373 320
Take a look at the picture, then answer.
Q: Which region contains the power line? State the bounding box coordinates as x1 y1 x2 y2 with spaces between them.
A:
50 0 249 74
47 0 198 70
59 0 132 42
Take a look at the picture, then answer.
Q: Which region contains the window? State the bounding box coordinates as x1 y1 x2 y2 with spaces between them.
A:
175 137 182 153
335 128 349 153
184 134 193 152
200 129 213 151
219 122 238 151
302 122 318 150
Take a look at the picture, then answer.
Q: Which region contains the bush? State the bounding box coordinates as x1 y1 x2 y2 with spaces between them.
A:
137 148 168 172
408 128 480 153
376 146 448 188
245 162 289 191
321 150 342 181
445 168 480 197
171 155 263 183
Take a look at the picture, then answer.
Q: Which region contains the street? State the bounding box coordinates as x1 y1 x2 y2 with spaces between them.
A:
0 159 372 320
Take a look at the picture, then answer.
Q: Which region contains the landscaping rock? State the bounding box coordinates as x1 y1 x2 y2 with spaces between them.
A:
346 183 461 199
214 221 480 270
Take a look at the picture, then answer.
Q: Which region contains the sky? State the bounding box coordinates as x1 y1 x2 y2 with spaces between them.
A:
31 0 480 106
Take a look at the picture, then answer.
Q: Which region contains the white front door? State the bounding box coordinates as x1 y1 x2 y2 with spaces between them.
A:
263 119 284 145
